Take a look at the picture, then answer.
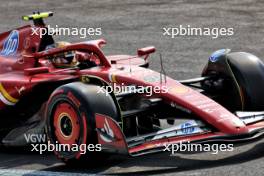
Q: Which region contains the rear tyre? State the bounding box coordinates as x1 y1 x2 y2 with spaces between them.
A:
45 82 120 164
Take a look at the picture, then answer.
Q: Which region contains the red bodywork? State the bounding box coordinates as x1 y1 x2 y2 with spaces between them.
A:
0 22 264 156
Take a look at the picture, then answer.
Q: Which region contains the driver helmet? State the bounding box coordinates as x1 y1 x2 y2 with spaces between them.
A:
52 41 78 68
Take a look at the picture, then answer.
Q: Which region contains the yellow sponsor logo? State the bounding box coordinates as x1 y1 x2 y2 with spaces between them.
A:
0 83 18 105
108 73 118 83
169 86 190 94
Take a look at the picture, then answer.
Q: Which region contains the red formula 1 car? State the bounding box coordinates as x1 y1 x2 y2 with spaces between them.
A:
0 12 264 164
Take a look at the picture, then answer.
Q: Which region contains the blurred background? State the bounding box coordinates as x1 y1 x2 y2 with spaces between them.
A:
1 0 264 80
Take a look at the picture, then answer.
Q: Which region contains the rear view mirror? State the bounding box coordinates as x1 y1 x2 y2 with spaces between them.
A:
137 46 156 57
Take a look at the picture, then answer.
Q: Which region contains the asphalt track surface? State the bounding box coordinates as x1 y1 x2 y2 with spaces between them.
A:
0 0 264 175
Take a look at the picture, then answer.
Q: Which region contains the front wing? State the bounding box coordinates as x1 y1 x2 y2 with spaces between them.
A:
95 113 264 156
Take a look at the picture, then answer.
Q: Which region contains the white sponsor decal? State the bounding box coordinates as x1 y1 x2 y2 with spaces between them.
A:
99 119 114 143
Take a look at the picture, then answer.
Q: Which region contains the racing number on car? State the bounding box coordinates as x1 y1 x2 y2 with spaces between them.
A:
0 30 19 56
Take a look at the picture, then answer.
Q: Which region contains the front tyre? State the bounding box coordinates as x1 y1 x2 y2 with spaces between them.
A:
202 50 264 111
45 82 120 164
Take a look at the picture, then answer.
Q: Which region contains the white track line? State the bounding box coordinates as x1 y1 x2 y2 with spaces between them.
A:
0 169 97 176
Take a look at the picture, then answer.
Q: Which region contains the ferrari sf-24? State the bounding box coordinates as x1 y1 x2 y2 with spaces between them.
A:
0 12 264 163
